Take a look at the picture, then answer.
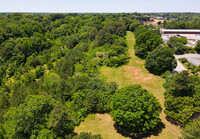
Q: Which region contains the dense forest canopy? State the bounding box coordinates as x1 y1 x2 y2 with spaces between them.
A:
0 13 133 138
0 12 200 138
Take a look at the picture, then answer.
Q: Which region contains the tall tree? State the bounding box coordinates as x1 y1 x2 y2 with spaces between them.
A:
111 85 162 133
145 46 177 75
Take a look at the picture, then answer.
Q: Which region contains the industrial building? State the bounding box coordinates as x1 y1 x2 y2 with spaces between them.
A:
161 29 200 47
161 29 200 34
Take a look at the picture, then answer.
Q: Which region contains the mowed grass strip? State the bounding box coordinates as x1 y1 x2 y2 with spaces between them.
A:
75 31 181 139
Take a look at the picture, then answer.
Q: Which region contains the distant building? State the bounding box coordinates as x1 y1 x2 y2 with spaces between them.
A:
156 17 164 20
161 29 200 35
171 18 177 21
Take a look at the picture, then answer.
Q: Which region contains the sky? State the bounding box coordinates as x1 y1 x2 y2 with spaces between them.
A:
0 0 200 13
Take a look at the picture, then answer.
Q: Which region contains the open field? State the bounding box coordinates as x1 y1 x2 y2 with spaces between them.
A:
143 19 164 26
75 31 181 139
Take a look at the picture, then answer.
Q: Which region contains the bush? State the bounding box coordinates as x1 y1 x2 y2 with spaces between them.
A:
161 71 171 79
179 58 188 63
195 41 200 53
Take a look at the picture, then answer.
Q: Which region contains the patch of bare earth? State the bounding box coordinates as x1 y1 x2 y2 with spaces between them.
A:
96 114 111 121
122 66 153 82
142 74 153 82
143 19 164 26
136 60 144 64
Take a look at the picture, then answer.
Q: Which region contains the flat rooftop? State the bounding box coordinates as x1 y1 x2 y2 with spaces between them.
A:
161 29 200 32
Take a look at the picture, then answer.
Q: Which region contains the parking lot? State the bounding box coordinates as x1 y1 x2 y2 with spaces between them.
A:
162 34 200 47
174 60 187 73
175 54 200 66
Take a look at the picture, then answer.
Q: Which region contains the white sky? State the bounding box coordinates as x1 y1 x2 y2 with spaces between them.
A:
0 0 200 13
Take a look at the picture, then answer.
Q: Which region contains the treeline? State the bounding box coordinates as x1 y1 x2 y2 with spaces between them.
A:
163 71 200 139
147 13 200 21
164 20 200 29
164 71 200 126
133 24 177 75
145 13 200 29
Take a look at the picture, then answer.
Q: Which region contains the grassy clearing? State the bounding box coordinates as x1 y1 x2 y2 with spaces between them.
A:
75 114 127 139
75 31 181 139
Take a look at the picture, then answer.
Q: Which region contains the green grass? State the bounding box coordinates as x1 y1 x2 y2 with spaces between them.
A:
75 31 181 139
75 114 127 139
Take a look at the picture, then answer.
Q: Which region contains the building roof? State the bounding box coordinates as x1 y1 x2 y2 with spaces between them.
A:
161 29 200 32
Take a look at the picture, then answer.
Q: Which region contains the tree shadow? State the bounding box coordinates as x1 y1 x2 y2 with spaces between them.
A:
113 119 165 139
71 132 78 138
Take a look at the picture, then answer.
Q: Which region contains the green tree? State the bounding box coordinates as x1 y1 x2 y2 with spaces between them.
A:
164 71 196 97
35 66 45 79
145 47 177 75
3 95 56 138
48 104 74 138
157 21 162 25
167 36 187 54
134 25 148 37
164 71 200 125
195 41 200 53
65 34 79 49
84 91 100 113
111 85 162 133
135 31 163 59
52 24 73 39
0 40 15 61
9 80 30 106
0 123 4 139
55 54 75 78
129 20 140 32
0 28 7 45
37 129 54 139
43 72 61 95
181 117 200 139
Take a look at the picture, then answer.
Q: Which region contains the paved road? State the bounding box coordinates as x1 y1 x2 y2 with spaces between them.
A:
174 60 187 73
175 54 200 66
